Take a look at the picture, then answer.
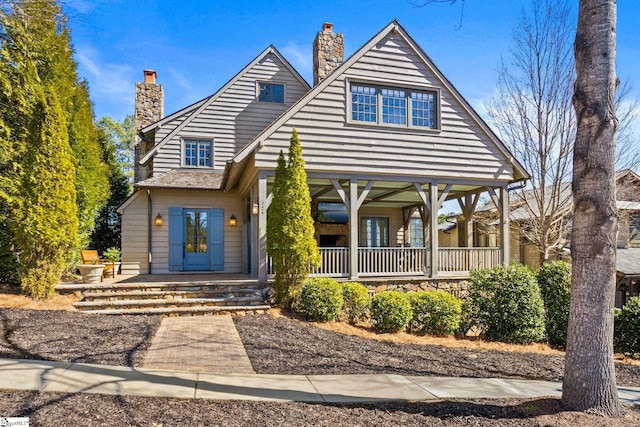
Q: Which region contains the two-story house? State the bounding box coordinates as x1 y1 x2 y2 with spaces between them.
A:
118 21 529 284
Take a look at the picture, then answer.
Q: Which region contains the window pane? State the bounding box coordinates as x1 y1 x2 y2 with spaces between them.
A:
259 83 284 103
185 142 196 166
410 218 424 247
351 84 377 122
381 88 406 125
360 217 389 247
411 91 435 128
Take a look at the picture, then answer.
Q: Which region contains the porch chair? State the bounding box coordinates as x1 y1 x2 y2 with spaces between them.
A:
80 250 115 280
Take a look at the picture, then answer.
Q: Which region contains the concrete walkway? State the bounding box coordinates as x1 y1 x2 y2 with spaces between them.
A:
2 358 640 403
144 316 254 374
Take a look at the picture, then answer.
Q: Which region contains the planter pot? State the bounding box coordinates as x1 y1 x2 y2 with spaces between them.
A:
113 262 121 274
78 264 105 284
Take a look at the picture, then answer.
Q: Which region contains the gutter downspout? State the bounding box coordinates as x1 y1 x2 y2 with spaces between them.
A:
147 189 153 274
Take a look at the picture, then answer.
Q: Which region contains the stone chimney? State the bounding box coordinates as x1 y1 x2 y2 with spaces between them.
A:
313 22 344 86
134 69 163 182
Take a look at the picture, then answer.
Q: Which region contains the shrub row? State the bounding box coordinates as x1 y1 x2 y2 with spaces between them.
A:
296 277 463 335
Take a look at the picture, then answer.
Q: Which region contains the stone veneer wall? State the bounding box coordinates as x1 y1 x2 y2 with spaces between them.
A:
313 25 344 86
359 278 470 299
134 81 163 182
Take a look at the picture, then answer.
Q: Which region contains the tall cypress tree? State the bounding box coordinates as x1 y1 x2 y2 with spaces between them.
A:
267 128 319 307
0 0 106 296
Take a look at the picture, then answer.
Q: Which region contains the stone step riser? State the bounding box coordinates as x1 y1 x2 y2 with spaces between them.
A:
82 290 263 302
58 284 264 295
74 296 266 312
83 305 272 316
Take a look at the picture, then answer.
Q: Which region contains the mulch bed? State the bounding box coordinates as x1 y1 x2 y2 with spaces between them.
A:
234 314 640 387
0 308 162 366
1 391 639 426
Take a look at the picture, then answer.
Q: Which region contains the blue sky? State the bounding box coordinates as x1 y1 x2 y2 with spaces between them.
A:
64 0 639 135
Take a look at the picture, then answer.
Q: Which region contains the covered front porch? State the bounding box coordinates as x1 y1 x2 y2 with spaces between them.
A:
252 171 511 282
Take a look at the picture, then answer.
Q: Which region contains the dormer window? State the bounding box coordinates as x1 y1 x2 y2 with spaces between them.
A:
184 139 212 167
350 82 439 129
258 82 284 103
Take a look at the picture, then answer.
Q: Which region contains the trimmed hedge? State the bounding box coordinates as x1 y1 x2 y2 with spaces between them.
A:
298 277 343 322
537 261 571 347
614 297 640 356
407 290 462 336
468 263 545 344
371 291 412 333
341 282 371 324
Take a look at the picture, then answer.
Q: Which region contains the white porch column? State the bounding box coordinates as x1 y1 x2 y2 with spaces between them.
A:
257 172 268 283
430 182 439 278
500 185 510 265
349 177 359 280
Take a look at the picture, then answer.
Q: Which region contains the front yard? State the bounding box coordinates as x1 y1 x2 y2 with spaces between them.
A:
1 301 640 425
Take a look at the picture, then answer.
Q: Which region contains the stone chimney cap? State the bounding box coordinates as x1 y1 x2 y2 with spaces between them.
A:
322 22 333 32
143 69 157 84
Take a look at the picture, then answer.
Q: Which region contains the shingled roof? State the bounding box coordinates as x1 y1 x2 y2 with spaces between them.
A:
135 170 224 190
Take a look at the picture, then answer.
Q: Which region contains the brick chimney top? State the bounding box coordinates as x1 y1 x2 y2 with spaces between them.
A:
143 69 157 84
322 22 333 32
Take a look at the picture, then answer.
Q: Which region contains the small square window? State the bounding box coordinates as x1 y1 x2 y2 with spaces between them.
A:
184 139 212 167
258 83 284 103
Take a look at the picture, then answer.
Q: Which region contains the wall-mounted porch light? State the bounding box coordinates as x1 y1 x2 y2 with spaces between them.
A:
252 203 259 215
155 213 163 226
229 215 237 227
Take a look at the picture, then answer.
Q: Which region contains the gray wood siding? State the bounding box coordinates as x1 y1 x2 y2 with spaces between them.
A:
254 33 515 182
152 53 309 174
121 189 244 274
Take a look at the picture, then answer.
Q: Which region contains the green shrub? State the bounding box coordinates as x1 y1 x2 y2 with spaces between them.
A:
371 291 412 333
468 263 545 344
341 282 371 324
456 297 475 336
407 290 462 336
614 297 640 356
298 277 343 322
103 247 121 262
537 261 571 347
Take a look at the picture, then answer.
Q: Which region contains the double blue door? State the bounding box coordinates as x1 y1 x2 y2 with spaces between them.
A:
168 207 224 271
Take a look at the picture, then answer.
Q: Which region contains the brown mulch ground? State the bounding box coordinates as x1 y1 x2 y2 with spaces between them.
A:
0 308 161 366
233 314 640 387
0 304 639 425
0 391 639 426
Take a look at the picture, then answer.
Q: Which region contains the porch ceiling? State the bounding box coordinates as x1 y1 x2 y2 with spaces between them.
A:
268 177 490 209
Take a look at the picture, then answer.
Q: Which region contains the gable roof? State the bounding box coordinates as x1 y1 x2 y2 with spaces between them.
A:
223 20 529 191
138 45 311 166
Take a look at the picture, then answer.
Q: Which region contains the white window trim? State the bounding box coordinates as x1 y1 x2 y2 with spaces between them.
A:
346 79 441 131
256 81 286 104
181 137 214 169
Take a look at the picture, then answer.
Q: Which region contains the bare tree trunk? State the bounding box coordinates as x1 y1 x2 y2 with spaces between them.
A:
562 0 621 416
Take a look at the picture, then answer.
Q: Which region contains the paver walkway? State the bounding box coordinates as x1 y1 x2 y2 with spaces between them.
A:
143 316 254 374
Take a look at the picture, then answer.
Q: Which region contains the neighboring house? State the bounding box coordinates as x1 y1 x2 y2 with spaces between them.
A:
118 21 528 283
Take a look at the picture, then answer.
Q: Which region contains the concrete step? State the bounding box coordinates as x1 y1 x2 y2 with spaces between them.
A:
74 295 265 311
81 288 263 302
82 304 272 316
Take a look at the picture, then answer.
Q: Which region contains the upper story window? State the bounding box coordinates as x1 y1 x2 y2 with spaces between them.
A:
258 82 284 103
350 83 438 129
184 139 212 167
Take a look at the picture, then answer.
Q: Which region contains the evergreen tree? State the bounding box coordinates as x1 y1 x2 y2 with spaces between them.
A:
98 115 135 191
267 128 319 307
89 121 131 253
0 1 107 295
14 86 78 298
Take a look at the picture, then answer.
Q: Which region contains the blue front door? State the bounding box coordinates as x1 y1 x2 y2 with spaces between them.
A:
168 207 225 272
184 209 209 270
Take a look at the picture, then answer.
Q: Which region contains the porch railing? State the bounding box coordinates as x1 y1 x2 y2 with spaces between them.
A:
357 247 428 277
438 247 502 273
310 247 350 277
268 246 501 279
